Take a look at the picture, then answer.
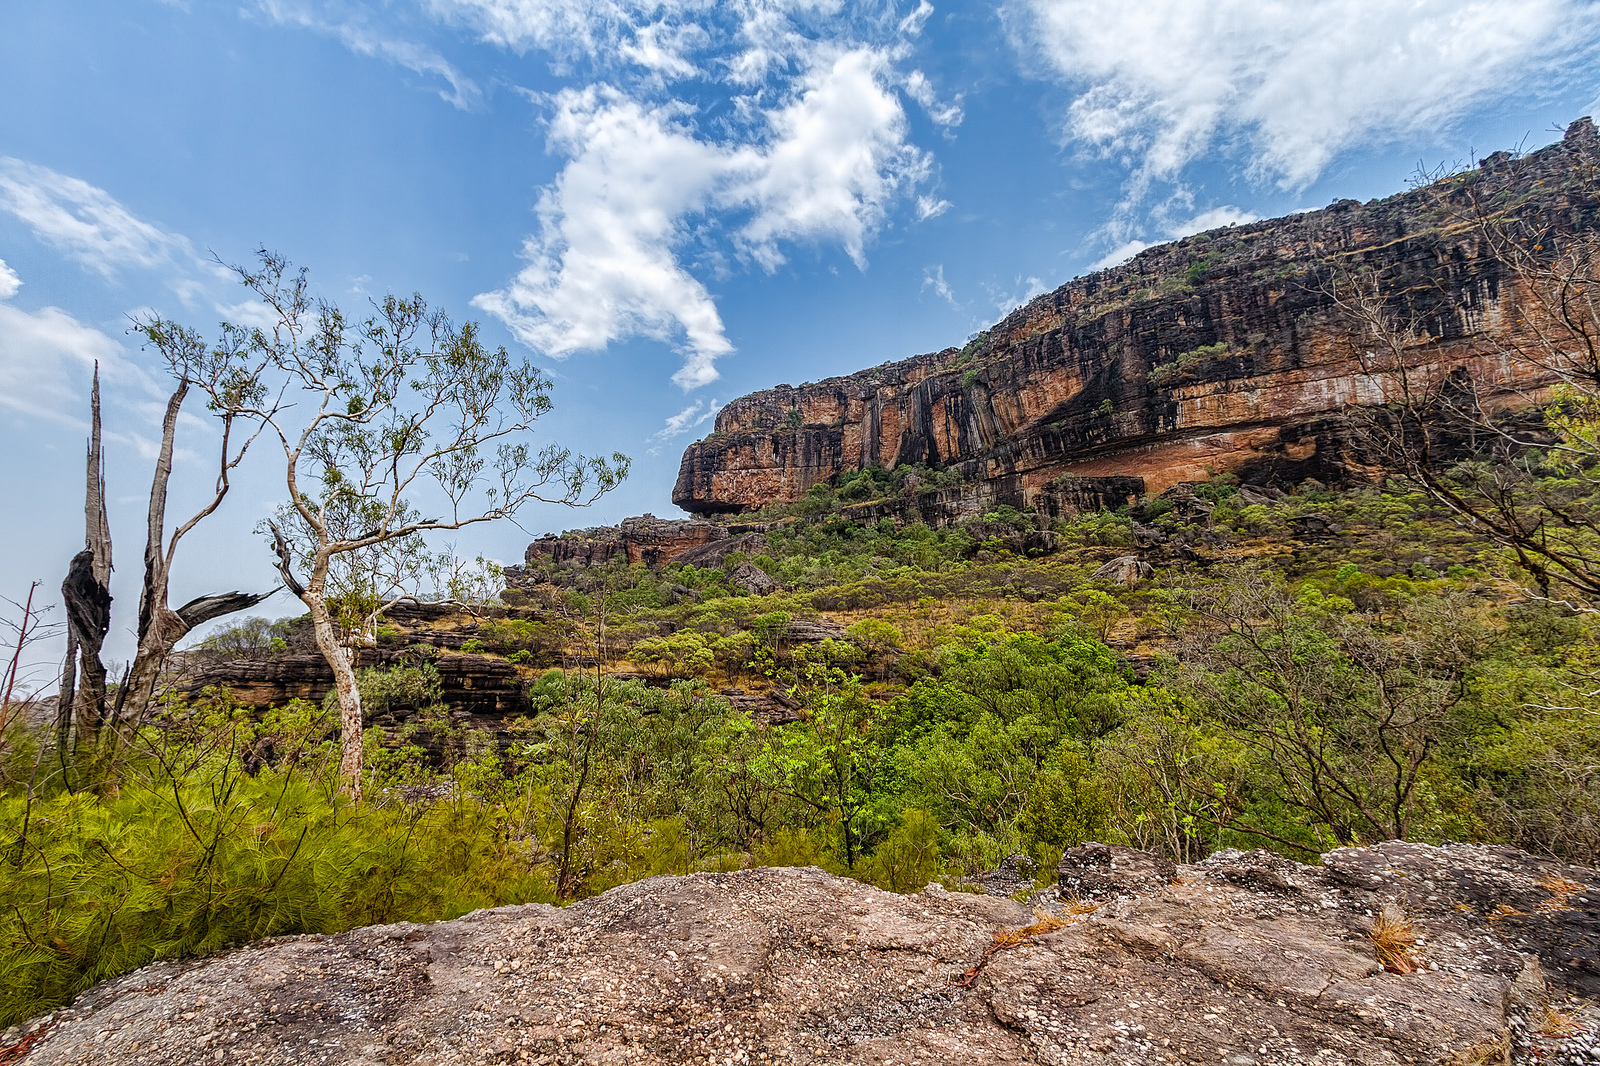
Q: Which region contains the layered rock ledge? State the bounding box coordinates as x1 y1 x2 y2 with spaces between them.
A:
11 841 1598 1065
674 118 1600 516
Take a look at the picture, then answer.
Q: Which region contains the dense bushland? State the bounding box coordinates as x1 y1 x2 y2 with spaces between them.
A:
5 479 1600 1028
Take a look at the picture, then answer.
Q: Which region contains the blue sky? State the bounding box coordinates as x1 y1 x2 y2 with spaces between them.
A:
2 0 1599 674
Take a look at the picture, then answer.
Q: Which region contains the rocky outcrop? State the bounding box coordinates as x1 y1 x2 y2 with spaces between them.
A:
675 118 1600 516
13 842 1598 1065
673 531 772 569
524 515 731 570
182 651 526 718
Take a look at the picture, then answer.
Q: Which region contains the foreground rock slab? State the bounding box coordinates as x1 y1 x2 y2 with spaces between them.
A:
13 843 1600 1066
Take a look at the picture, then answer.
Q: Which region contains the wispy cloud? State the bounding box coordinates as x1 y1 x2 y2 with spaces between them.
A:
904 69 963 129
255 0 482 109
651 397 722 441
1089 204 1259 270
0 157 191 277
983 274 1047 317
922 264 958 309
1011 0 1600 195
897 0 934 36
0 261 154 428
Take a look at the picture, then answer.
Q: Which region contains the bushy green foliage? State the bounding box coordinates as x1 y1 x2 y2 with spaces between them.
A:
193 616 294 656
14 460 1600 1029
1149 341 1231 386
859 808 941 892
0 736 550 1027
1020 745 1112 865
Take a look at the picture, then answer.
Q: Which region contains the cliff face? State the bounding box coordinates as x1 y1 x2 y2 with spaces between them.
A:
674 119 1600 516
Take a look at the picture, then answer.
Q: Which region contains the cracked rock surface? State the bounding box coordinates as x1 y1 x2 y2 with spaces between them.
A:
10 843 1599 1065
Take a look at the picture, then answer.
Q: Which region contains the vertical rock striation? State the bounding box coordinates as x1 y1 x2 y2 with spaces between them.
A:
674 118 1600 516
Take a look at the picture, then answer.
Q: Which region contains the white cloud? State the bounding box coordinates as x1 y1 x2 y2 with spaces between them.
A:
620 20 709 79
984 274 1048 316
915 194 951 220
1011 0 1600 191
431 0 727 74
733 47 923 271
904 69 963 128
0 259 20 300
1089 240 1149 271
255 0 482 109
922 264 958 309
651 397 722 442
1169 206 1257 237
897 0 934 36
477 40 930 390
472 87 737 390
0 302 141 426
0 157 190 277
1086 207 1256 270
214 298 287 331
445 1 938 388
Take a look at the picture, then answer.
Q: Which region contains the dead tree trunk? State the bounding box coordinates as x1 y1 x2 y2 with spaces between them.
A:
112 378 274 735
60 368 113 760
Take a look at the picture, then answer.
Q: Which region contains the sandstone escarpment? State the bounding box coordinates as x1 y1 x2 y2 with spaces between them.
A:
12 842 1598 1065
674 118 1600 516
524 515 736 570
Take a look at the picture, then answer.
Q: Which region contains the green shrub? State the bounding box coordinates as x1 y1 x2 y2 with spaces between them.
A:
753 826 827 868
861 808 941 893
1020 746 1112 866
1148 341 1231 387
0 765 550 1027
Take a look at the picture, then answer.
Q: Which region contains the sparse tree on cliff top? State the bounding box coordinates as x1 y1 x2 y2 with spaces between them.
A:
1333 118 1600 607
150 251 628 799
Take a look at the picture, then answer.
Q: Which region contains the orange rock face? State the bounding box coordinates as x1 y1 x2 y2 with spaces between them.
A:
674 119 1599 515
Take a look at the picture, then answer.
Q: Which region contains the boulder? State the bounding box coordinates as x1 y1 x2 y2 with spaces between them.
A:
1092 555 1153 586
727 562 778 596
1290 512 1343 537
16 843 1600 1065
674 532 771 570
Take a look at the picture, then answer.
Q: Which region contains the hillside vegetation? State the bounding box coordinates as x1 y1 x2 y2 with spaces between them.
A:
5 468 1598 1027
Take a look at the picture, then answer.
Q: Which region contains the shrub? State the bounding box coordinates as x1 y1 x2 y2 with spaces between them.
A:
1020 746 1112 866
0 761 551 1027
1148 342 1231 387
861 808 941 893
753 826 827 868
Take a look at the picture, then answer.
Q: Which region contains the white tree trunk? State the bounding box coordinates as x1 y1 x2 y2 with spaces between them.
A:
306 594 365 800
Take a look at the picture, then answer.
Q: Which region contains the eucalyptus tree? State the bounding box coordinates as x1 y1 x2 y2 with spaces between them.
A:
150 252 628 799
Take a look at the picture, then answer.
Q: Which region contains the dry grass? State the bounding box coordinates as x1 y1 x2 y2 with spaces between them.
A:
1536 876 1586 913
1369 911 1421 974
951 909 1077 988
1538 1006 1584 1038
1486 903 1526 922
993 910 1070 950
1061 893 1103 916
